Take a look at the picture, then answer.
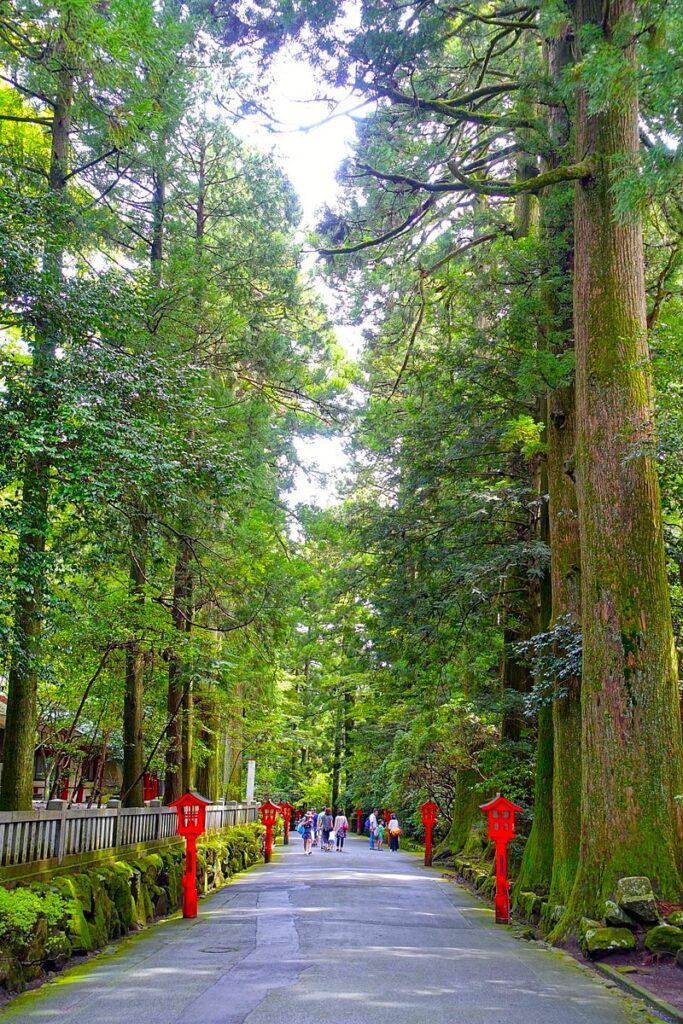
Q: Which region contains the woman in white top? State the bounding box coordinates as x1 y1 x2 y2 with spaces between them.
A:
333 810 349 851
387 813 401 852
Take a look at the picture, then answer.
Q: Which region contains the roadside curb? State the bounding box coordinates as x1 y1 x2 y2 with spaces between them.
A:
594 962 683 1023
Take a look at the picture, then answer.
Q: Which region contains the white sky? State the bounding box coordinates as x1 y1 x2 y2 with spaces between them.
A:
235 51 364 509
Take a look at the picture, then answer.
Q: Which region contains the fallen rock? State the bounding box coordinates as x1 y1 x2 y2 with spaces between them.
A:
644 924 683 955
581 924 637 959
603 900 636 928
667 911 683 928
615 876 659 923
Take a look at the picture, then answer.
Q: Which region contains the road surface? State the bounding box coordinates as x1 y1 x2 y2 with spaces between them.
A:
1 837 644 1023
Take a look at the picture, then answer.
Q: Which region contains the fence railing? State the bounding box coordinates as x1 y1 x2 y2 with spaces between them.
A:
0 800 259 869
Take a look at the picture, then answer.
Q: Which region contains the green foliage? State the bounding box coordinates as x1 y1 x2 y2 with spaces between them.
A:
0 887 69 940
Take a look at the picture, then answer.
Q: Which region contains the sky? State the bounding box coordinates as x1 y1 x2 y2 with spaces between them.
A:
235 50 364 509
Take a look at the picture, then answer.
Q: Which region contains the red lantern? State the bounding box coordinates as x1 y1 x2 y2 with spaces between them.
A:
259 800 280 863
480 795 523 924
170 790 211 918
279 801 294 845
355 807 363 834
420 800 439 867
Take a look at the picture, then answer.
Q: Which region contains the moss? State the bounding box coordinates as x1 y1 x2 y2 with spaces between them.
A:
644 924 683 955
0 822 263 992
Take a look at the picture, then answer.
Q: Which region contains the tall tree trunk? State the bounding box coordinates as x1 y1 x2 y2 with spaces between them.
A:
195 694 219 801
560 0 683 925
164 538 191 804
331 695 343 810
123 140 166 808
514 457 554 898
122 516 147 807
434 767 483 862
539 25 584 912
182 676 194 793
0 55 73 811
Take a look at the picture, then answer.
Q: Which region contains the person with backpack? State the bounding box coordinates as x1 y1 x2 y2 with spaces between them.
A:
333 809 349 851
299 811 314 855
387 812 401 852
320 807 333 850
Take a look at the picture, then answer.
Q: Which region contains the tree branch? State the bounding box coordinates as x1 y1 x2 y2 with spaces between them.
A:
318 195 438 255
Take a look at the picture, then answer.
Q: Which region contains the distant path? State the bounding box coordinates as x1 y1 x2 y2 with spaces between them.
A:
2 837 640 1023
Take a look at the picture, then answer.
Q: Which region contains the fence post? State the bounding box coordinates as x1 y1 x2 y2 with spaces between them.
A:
150 799 163 839
108 798 121 849
47 799 67 863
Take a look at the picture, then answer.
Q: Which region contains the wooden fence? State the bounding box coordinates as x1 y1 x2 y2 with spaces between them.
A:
0 800 259 868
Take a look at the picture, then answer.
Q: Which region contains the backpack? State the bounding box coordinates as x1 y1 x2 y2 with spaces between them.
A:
364 817 371 830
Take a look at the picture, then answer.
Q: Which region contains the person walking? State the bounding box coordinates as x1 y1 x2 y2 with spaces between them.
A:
301 811 314 855
387 812 401 852
376 820 385 850
368 808 378 850
334 809 349 851
320 807 333 850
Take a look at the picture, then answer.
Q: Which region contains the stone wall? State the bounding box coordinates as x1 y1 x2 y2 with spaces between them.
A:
0 823 264 992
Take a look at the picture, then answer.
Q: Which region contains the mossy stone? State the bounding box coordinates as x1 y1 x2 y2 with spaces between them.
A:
603 900 636 928
581 925 636 958
615 876 659 923
667 911 683 928
44 930 71 968
517 891 543 922
644 924 683 955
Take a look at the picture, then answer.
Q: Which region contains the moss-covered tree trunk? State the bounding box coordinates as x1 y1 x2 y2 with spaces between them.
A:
195 693 219 801
558 0 683 926
547 378 582 907
434 767 482 861
514 455 554 898
0 57 73 811
542 27 583 910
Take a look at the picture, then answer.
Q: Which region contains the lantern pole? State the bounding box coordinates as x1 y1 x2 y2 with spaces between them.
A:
425 818 433 867
479 795 522 925
494 840 510 924
420 801 439 868
355 808 363 834
182 833 199 918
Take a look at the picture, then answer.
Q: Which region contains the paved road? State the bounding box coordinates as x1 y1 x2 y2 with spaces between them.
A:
2 838 644 1024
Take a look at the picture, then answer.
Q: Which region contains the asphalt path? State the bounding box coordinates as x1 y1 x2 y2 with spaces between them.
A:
2 836 645 1024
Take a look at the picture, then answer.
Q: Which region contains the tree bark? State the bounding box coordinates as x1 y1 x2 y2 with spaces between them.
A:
0 51 73 811
122 516 146 807
434 767 483 862
542 26 583 910
559 0 683 925
164 538 191 805
514 457 554 898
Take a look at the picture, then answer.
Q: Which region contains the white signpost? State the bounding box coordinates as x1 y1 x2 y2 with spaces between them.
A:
246 759 256 802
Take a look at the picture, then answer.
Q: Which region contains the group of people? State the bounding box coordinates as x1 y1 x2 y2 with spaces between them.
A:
297 808 349 854
366 809 401 852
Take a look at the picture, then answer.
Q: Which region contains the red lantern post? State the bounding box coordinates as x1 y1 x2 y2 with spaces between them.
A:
420 800 439 867
170 791 211 919
279 801 294 845
383 809 391 825
480 795 522 924
355 808 363 833
259 800 280 863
